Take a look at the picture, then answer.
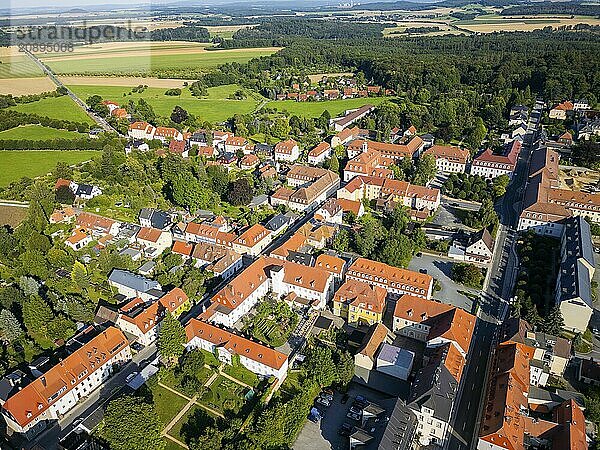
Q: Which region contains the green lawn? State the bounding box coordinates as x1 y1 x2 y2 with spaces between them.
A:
149 382 189 427
42 47 279 75
265 96 393 118
0 150 99 186
9 96 95 123
202 375 247 414
223 364 260 387
0 125 84 140
0 55 44 79
68 84 265 123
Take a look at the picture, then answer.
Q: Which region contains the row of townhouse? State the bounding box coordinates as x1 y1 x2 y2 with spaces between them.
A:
518 147 600 235
353 295 476 447
346 135 425 160
337 175 441 214
1 327 131 440
478 325 587 450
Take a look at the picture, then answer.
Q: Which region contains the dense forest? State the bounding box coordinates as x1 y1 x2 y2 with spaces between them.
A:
501 3 600 16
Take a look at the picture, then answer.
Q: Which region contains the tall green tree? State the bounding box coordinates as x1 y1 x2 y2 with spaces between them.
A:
158 312 186 366
22 296 54 334
100 395 164 450
0 309 23 342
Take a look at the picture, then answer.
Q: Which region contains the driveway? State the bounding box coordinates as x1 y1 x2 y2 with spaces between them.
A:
408 253 478 313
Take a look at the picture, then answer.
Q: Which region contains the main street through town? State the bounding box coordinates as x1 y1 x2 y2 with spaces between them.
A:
447 100 543 450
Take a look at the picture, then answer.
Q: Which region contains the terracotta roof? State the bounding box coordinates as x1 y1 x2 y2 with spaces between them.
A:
240 154 259 167
119 298 163 333
76 212 115 234
335 126 361 142
393 294 453 322
334 279 386 314
358 323 391 359
271 186 294 201
473 140 521 167
426 307 476 355
192 241 229 262
55 178 71 190
168 140 186 155
129 121 152 131
347 136 424 159
159 288 189 313
282 260 331 293
172 240 194 257
212 257 272 309
552 399 588 450
336 198 362 216
270 233 307 259
137 227 162 243
348 258 433 294
3 327 128 428
553 101 574 111
225 136 247 146
308 141 331 157
186 319 287 370
274 139 298 154
423 145 470 165
234 224 270 248
66 228 90 245
315 253 345 275
154 127 180 138
185 222 220 239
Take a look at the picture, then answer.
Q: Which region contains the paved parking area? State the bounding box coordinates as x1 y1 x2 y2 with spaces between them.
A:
294 384 396 450
408 253 478 313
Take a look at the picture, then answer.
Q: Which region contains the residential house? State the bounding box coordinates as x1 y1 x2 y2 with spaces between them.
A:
376 343 415 381
347 258 434 300
354 323 394 372
168 140 189 158
186 319 288 381
264 213 295 236
136 227 172 258
270 165 340 212
65 228 93 251
128 121 156 140
297 222 336 249
448 229 495 266
223 136 248 153
330 126 366 148
240 154 259 170
153 127 183 143
470 140 522 179
315 198 343 224
191 242 242 280
73 183 102 200
159 288 191 318
50 207 76 224
115 297 164 346
422 145 470 174
76 212 119 238
138 208 171 230
171 240 194 259
336 198 365 218
124 140 150 155
232 224 272 256
189 131 208 147
314 253 346 285
1 327 130 440
307 142 332 165
333 279 387 327
578 358 600 386
549 101 574 120
108 269 163 301
501 317 571 381
274 139 300 162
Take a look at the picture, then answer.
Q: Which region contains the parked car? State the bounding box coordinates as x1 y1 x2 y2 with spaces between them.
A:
125 372 138 383
338 423 354 436
308 407 324 423
419 268 428 274
354 396 369 408
416 252 422 257
316 397 331 407
346 412 362 421
320 392 333 401
349 405 362 415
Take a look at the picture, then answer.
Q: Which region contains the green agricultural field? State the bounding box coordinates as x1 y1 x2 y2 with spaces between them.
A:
265 96 394 118
0 55 44 79
68 83 266 123
0 150 98 187
41 47 280 75
0 125 84 140
9 96 95 124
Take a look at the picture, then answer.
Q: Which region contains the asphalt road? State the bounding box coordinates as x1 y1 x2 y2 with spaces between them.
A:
23 50 119 135
446 100 543 450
